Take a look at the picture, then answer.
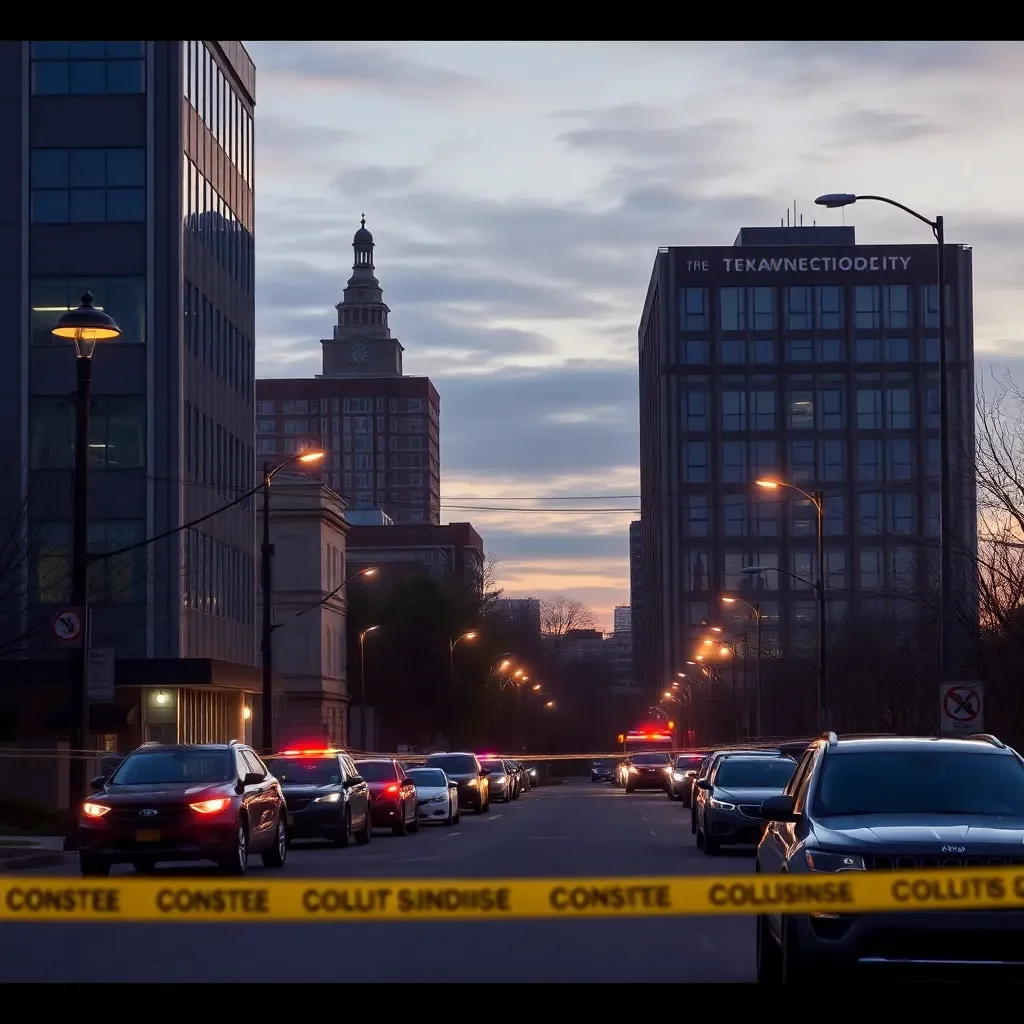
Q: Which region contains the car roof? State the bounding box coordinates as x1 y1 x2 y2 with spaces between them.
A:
353 756 395 763
131 744 235 754
427 751 476 757
824 736 1010 755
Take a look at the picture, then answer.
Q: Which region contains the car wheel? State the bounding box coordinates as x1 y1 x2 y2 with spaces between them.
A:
703 830 720 855
625 784 635 793
474 795 485 815
482 797 490 812
756 913 783 983
261 815 287 869
220 820 249 875
392 805 408 836
356 808 372 845
505 788 513 803
408 807 419 833
80 856 111 877
444 802 454 825
453 805 461 824
132 859 158 874
332 808 353 848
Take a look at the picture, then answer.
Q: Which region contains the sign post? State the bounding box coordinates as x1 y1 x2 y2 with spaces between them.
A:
88 647 115 702
939 682 984 735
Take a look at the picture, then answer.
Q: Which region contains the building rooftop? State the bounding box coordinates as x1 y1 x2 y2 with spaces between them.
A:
732 225 856 247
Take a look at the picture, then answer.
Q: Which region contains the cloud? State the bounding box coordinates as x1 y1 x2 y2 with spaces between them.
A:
332 165 422 195
246 42 490 99
826 109 946 149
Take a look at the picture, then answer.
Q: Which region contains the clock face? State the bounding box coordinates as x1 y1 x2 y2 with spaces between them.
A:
348 341 370 365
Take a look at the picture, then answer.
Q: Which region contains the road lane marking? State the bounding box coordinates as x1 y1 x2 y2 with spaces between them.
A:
487 815 502 821
438 832 462 840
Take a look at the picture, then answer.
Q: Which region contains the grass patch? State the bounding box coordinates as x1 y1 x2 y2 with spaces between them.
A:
0 798 66 836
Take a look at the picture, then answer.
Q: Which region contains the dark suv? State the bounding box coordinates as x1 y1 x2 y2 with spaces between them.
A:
755 733 1024 981
425 752 490 813
79 741 288 876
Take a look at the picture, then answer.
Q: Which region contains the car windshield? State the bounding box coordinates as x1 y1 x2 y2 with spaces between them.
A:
355 761 398 782
675 755 703 768
427 755 477 774
111 750 234 786
407 768 446 787
481 760 505 773
716 758 796 788
813 751 1024 817
633 753 670 765
594 760 612 768
264 758 340 785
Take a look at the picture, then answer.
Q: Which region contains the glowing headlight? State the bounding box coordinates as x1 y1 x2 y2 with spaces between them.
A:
313 792 341 803
671 771 685 782
430 794 446 803
709 797 735 810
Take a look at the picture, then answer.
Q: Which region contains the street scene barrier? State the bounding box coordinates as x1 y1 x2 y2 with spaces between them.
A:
3 868 1024 921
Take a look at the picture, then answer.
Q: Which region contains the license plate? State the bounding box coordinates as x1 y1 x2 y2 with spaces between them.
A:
287 815 294 826
136 829 160 842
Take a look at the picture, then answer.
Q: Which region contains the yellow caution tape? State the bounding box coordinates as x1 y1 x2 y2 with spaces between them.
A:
3 868 1024 921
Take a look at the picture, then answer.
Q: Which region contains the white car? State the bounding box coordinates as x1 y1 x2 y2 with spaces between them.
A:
405 767 460 826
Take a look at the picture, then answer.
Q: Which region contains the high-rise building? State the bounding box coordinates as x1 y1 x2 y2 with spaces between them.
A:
628 520 643 687
613 605 631 634
1 42 259 747
256 222 441 525
637 224 977 704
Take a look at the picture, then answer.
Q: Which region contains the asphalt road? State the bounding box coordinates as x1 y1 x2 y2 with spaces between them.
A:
0 779 755 982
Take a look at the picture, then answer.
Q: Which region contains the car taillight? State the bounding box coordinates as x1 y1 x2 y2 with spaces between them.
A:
189 797 231 815
385 784 400 795
82 802 111 818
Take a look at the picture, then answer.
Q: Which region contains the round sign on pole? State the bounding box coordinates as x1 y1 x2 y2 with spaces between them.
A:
943 686 980 723
52 609 83 644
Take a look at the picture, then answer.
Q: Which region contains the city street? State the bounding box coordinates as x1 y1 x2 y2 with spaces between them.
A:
0 779 755 982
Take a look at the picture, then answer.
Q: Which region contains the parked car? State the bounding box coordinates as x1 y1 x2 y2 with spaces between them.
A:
591 759 616 783
669 752 709 803
425 752 491 813
354 758 419 835
480 758 515 802
79 740 287 876
404 766 460 826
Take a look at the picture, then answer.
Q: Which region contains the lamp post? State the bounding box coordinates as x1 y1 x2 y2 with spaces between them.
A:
260 449 325 752
51 293 121 851
357 625 379 751
756 479 827 730
685 661 713 742
816 192 953 682
447 630 478 748
720 598 762 735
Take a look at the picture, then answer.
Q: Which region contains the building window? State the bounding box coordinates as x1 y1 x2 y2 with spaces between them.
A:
682 339 709 363
720 339 745 364
723 496 748 537
825 550 846 590
30 41 145 96
925 492 939 536
681 288 708 330
860 549 884 589
720 287 745 331
686 441 708 483
750 391 775 430
887 438 914 480
818 338 844 362
685 496 709 537
925 386 940 428
722 391 746 430
787 286 813 330
722 441 747 483
923 284 941 329
789 439 814 482
31 148 145 223
819 388 843 429
88 520 146 604
856 388 882 429
29 395 145 469
889 547 916 590
818 285 843 329
31 276 145 346
885 337 910 361
750 287 774 329
750 439 777 478
30 521 70 604
791 497 815 538
791 551 815 591
855 337 881 362
854 285 881 329
885 284 910 328
789 391 814 429
858 491 882 534
820 439 844 481
858 439 883 482
787 338 813 362
753 339 774 364
256 401 274 415
824 493 846 536
924 337 939 362
684 549 710 592
752 499 779 537
720 286 774 331
684 390 707 431
890 492 915 534
886 388 912 429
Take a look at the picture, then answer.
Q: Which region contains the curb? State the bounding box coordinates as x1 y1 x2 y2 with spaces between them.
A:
0 851 76 871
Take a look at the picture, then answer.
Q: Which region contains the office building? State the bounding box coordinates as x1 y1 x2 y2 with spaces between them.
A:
613 605 631 634
256 221 441 524
1 41 259 750
628 520 642 688
637 224 976 702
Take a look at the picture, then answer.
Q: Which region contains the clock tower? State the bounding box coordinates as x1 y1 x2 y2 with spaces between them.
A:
320 217 405 377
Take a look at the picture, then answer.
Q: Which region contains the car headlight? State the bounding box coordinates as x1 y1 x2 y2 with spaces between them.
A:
671 771 685 782
628 766 638 774
467 778 478 787
709 797 735 810
430 794 446 803
805 850 866 872
493 775 506 784
313 792 341 803
82 802 111 818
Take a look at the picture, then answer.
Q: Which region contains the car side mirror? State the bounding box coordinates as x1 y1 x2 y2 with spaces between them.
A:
695 779 712 790
242 771 263 786
684 770 697 779
449 781 458 789
90 775 106 790
758 794 798 822
480 769 490 776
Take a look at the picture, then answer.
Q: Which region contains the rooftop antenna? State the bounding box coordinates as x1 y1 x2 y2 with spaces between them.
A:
786 208 790 227
800 213 804 226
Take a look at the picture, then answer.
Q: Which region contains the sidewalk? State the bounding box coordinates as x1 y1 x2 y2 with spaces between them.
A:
0 835 76 871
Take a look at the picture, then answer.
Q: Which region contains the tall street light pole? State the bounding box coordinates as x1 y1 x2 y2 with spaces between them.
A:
52 294 122 852
816 192 953 683
357 625 379 750
447 630 478 748
260 450 325 753
721 597 762 736
756 479 827 730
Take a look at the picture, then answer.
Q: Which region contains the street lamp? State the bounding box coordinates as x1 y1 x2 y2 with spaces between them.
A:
295 566 378 619
51 292 121 851
261 449 325 752
448 630 478 747
356 625 380 750
544 701 555 709
721 596 762 735
815 191 953 683
756 478 828 730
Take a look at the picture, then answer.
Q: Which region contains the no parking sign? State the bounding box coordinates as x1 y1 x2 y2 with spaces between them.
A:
939 682 984 735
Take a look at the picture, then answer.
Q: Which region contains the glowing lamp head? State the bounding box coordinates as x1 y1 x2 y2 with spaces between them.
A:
242 706 251 720
298 450 325 464
51 291 121 358
721 597 736 605
755 479 779 490
154 691 168 705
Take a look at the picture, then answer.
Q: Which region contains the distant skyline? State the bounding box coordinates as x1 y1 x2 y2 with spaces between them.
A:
247 40 1024 629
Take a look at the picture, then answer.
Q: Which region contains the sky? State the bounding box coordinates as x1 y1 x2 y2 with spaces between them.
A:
245 40 1024 630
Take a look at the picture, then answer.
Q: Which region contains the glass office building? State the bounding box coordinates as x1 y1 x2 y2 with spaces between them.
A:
636 225 977 705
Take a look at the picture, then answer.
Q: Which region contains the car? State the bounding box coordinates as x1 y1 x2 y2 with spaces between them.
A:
425 752 491 813
480 758 515 802
354 758 419 835
591 759 616 783
755 732 1024 982
668 752 708 803
624 752 672 793
78 740 287 877
511 760 531 792
405 766 460 825
691 749 782 834
503 760 522 799
263 747 371 847
616 757 633 787
524 763 539 787
693 753 796 854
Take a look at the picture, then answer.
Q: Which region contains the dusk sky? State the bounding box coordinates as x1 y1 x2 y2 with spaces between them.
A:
246 40 1024 629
